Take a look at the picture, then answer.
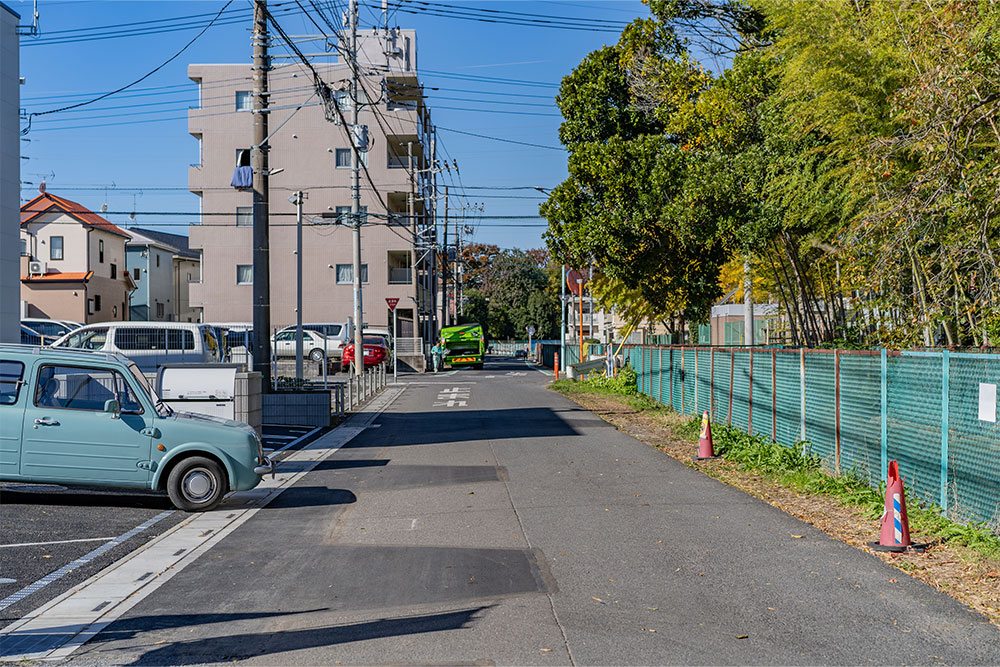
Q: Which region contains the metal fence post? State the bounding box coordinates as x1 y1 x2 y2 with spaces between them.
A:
728 349 734 425
658 348 664 405
710 348 715 420
835 348 841 476
880 349 887 482
940 350 950 512
680 351 685 414
800 348 806 443
748 349 753 434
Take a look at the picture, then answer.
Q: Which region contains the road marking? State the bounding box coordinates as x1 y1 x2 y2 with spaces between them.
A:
483 375 496 378
409 519 418 530
505 372 527 376
269 426 323 456
0 579 16 585
524 359 554 376
0 387 406 662
0 537 117 549
0 512 174 612
434 400 467 407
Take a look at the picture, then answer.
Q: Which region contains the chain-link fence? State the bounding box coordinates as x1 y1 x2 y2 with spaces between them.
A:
604 345 1000 529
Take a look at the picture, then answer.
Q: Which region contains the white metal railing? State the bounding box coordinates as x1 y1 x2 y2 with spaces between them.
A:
388 267 412 284
394 337 423 355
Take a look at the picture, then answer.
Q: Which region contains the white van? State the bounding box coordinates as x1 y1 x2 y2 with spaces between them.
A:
50 322 224 372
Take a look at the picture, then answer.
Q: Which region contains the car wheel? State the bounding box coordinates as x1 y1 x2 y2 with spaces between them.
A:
309 348 324 362
167 456 227 512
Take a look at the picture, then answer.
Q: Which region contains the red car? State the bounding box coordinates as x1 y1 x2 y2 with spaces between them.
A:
341 336 389 371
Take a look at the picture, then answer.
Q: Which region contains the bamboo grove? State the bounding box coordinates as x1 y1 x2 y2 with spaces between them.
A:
540 0 1000 348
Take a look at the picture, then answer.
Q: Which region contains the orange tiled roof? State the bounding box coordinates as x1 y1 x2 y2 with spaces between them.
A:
21 271 94 283
20 192 131 239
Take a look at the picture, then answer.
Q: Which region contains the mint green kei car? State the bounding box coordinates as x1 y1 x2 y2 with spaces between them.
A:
0 344 273 511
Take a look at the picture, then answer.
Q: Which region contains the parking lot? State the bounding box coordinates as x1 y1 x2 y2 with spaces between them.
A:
0 424 327 625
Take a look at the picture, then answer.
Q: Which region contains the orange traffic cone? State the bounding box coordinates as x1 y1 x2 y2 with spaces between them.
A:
694 411 720 460
869 461 927 553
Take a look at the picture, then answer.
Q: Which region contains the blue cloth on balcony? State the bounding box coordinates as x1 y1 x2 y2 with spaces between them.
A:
231 166 253 189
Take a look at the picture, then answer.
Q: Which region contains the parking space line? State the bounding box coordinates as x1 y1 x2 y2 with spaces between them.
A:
0 537 116 549
0 511 174 612
270 426 323 455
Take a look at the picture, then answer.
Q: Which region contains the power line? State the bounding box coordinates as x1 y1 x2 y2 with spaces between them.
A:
21 1 235 134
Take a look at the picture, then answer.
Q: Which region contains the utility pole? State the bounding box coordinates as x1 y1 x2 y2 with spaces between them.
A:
560 264 566 374
293 190 305 380
744 259 755 346
349 0 364 376
408 141 417 340
442 184 449 327
251 0 272 389
429 131 438 339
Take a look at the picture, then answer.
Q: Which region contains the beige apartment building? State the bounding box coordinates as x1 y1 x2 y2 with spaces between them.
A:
20 190 135 323
187 29 436 340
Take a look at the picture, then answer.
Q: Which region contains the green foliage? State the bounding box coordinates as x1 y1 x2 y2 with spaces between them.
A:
544 0 1000 348
459 245 559 340
710 423 822 473
581 364 638 395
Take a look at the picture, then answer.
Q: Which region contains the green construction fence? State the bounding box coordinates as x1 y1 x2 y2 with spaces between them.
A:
619 345 1000 529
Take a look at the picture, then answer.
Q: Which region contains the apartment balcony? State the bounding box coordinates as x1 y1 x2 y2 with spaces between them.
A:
388 268 412 285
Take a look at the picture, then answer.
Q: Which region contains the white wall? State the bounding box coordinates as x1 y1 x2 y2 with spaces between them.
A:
0 4 19 342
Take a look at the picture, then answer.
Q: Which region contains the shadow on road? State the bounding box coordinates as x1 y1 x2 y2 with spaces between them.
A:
347 407 579 448
0 486 173 510
114 606 493 665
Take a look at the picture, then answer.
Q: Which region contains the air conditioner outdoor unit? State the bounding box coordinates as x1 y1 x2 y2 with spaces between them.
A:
28 261 46 276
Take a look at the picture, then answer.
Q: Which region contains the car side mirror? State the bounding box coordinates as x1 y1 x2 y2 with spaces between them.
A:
104 399 121 418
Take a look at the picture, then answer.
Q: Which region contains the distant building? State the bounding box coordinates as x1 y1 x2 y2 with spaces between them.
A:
0 2 19 342
20 190 135 323
126 228 201 322
187 29 437 339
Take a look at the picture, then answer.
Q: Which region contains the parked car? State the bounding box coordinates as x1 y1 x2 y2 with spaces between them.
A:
275 322 351 358
270 329 341 361
50 322 225 372
0 344 273 511
20 324 47 346
341 336 389 371
22 318 77 339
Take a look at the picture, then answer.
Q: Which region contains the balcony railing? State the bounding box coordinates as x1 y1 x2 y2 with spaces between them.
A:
388 267 412 284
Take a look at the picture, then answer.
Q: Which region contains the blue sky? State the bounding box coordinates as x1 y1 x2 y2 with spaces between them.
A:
14 0 650 250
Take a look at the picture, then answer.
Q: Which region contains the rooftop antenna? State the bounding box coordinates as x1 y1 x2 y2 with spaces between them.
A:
16 0 39 36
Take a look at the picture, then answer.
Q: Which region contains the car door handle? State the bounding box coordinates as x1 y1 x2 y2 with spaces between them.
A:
33 418 60 427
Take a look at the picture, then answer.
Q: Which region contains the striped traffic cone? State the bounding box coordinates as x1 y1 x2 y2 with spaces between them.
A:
694 411 720 460
869 461 927 553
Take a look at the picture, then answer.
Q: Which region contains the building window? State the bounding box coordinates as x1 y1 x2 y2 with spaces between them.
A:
335 148 367 168
94 295 102 312
236 206 253 227
155 254 160 268
335 263 368 284
236 264 253 285
50 236 64 260
110 263 117 279
237 148 251 167
99 239 104 263
156 302 165 319
134 267 141 281
20 238 28 256
235 90 252 111
88 299 95 315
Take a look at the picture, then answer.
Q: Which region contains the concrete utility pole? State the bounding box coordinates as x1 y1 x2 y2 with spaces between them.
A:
744 259 755 346
429 131 437 339
293 190 305 380
408 141 418 339
251 0 272 388
442 184 449 327
349 0 364 376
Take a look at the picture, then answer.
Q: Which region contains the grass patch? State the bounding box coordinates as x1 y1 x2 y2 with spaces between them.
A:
696 418 1000 561
550 366 666 413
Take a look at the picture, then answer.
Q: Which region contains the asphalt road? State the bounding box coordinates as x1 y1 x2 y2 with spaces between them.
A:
0 424 324 626
27 356 1000 664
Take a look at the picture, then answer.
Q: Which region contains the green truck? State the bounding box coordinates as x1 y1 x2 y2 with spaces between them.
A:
439 323 486 370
